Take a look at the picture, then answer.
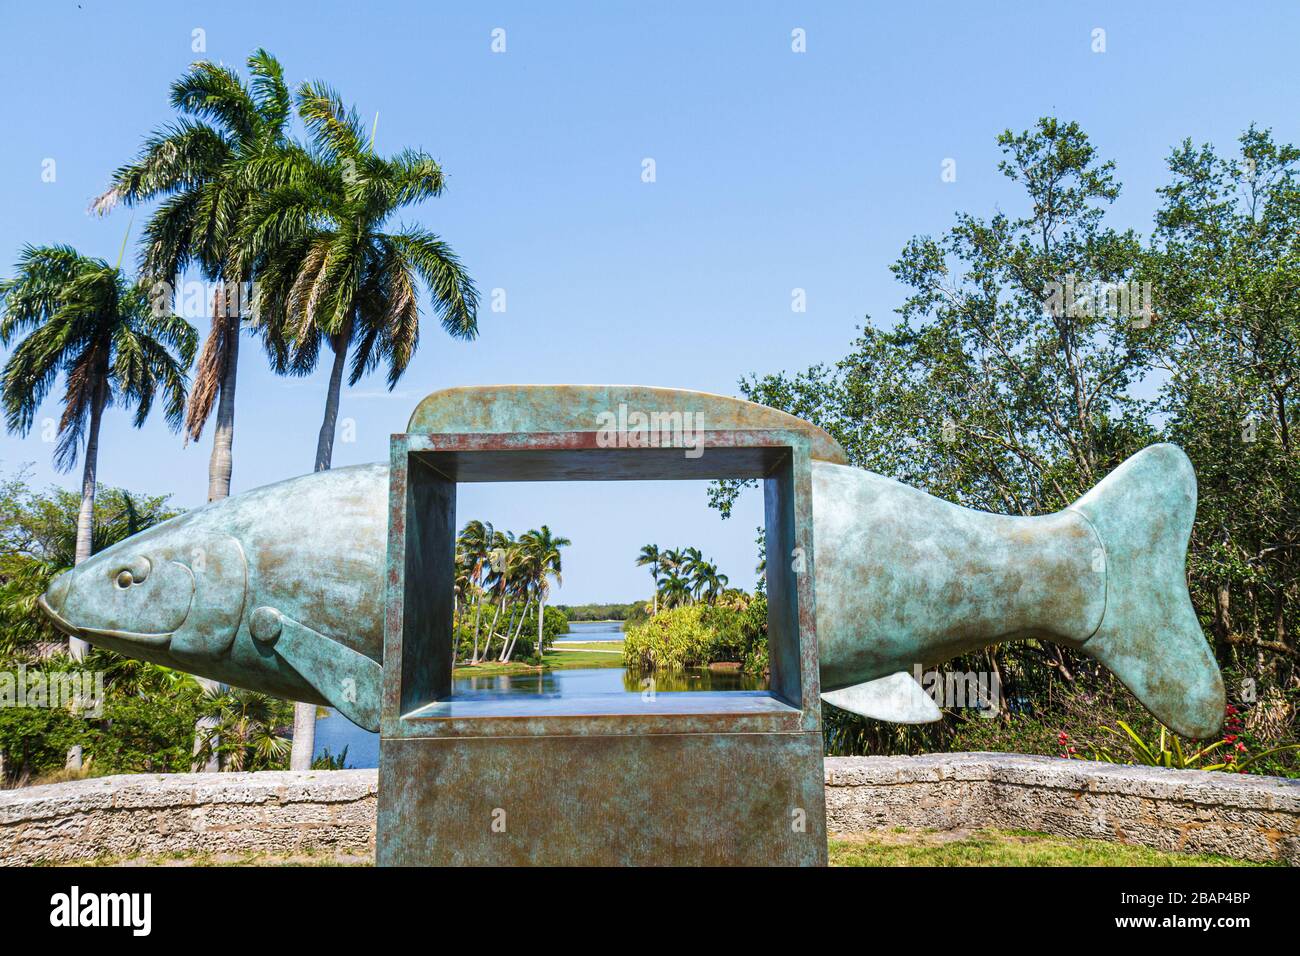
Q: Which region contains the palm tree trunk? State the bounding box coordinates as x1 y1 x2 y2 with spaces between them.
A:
193 304 240 771
471 596 483 664
503 601 531 662
536 593 546 658
66 380 105 770
206 312 240 501
482 599 503 662
312 329 349 472
290 328 351 772
498 606 518 661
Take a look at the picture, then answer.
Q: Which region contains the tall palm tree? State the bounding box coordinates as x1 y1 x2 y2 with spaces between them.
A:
636 543 662 615
95 52 294 771
520 526 570 660
0 245 195 766
94 49 292 503
483 533 520 661
457 519 494 663
483 535 522 660
243 82 478 770
242 81 479 473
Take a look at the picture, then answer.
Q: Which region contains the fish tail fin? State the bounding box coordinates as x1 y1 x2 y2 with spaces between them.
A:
1069 444 1225 739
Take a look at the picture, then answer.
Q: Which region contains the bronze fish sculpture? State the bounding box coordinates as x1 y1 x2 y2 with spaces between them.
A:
38 386 1225 740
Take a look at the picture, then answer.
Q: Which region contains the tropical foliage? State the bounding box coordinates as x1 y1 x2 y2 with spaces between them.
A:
0 472 294 785
95 48 295 503
554 602 641 622
454 519 571 664
0 245 195 574
622 593 768 676
635 543 733 609
716 118 1300 774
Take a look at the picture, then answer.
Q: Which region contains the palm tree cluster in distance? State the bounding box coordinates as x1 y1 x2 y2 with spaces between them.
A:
0 49 480 769
636 544 731 614
456 520 570 665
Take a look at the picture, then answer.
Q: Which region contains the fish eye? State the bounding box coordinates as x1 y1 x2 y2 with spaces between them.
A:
113 557 151 589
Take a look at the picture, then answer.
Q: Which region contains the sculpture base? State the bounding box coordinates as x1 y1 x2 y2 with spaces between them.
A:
376 730 827 866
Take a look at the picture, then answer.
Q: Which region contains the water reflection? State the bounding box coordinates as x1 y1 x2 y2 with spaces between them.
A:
452 665 766 699
314 665 768 769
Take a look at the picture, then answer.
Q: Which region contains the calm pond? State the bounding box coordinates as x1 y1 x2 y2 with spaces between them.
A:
313 619 767 769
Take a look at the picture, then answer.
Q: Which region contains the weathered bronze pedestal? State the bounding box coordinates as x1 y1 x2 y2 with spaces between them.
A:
376 386 828 865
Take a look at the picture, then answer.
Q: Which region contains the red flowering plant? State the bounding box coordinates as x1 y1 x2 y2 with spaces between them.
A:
1068 705 1300 773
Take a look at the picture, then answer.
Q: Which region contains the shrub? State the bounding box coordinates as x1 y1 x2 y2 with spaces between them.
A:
622 595 768 674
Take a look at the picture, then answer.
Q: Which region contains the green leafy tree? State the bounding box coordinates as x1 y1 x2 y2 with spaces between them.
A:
1148 126 1300 691
457 519 495 663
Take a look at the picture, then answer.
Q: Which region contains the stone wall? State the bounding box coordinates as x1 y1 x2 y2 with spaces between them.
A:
0 770 376 865
826 753 1300 864
1 754 1296 865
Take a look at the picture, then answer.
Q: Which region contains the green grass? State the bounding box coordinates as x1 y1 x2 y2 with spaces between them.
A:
828 828 1272 867
551 641 624 652
451 648 624 678
64 829 1268 866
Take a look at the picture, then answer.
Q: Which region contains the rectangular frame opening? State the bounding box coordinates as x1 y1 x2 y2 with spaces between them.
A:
384 431 815 733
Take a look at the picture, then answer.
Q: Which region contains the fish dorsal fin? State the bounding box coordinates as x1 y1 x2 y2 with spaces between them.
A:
821 672 941 723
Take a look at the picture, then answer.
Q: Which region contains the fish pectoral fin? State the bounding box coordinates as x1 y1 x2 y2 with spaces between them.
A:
250 606 382 733
821 672 941 723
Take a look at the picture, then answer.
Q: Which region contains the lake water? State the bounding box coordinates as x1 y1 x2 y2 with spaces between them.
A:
553 619 624 642
313 618 767 769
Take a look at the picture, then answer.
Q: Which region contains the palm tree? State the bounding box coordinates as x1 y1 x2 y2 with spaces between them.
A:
193 685 293 772
95 51 294 771
636 543 662 614
519 526 570 661
0 245 195 577
681 546 706 604
242 81 479 474
243 82 478 770
0 245 195 767
700 563 729 602
481 532 518 662
658 569 691 609
94 49 292 503
457 519 494 663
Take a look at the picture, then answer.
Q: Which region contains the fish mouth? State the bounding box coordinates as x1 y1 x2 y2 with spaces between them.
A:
37 594 174 649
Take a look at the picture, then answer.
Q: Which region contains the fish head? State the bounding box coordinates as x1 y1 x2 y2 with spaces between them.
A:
39 518 248 669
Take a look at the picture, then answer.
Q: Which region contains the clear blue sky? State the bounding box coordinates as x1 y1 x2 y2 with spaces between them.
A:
1 2 1296 602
